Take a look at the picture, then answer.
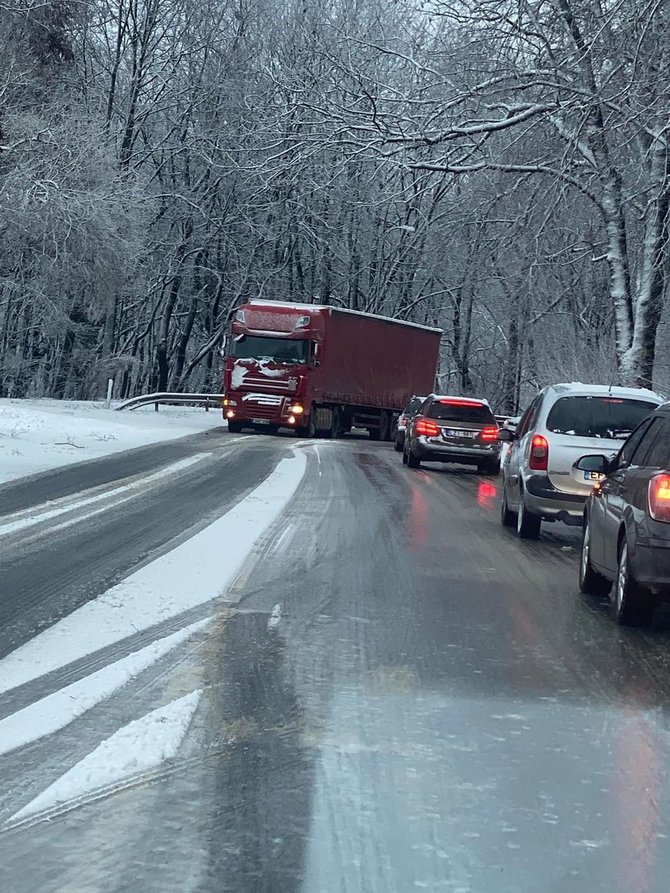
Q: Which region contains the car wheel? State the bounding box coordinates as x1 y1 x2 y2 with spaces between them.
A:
402 445 408 465
406 445 421 468
500 484 516 528
479 459 500 475
394 436 403 452
613 539 654 626
517 492 541 539
579 518 611 596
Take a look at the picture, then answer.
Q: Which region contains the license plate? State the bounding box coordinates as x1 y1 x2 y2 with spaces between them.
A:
584 471 605 481
444 429 476 439
252 418 270 425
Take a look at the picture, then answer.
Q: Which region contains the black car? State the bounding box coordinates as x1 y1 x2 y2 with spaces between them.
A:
394 395 426 452
403 394 501 473
578 402 670 625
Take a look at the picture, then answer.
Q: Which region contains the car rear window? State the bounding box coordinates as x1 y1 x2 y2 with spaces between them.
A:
427 401 494 423
404 397 424 415
545 396 655 439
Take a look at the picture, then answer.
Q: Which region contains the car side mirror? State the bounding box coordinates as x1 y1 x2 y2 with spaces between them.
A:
574 454 610 474
498 428 516 443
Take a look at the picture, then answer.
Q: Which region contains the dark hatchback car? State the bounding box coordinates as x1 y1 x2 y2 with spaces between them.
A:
579 402 670 625
403 395 500 473
394 395 426 452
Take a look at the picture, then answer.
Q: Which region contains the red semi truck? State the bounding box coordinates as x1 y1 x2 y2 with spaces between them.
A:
221 300 441 439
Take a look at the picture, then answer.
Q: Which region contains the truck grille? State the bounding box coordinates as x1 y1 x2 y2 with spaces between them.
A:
243 376 296 393
240 392 284 419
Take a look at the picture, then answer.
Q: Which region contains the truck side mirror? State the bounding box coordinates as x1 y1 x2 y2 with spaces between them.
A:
219 334 228 358
309 342 321 368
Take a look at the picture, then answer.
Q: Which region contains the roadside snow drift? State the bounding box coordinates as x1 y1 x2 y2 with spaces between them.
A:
0 399 221 484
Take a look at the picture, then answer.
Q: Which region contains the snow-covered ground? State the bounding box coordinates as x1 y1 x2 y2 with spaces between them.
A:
0 399 223 485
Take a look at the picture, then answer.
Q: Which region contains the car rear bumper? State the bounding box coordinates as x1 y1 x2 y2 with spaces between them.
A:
415 439 500 465
523 474 587 523
631 536 670 590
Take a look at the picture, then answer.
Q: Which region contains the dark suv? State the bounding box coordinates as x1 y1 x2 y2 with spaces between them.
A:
394 395 426 452
403 395 500 473
579 402 670 625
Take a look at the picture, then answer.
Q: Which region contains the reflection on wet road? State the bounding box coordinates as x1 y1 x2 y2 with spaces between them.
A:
2 435 670 892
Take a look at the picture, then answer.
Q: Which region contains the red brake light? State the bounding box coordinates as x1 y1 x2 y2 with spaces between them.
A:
529 434 549 470
648 473 670 522
479 425 499 441
439 398 483 407
415 417 440 437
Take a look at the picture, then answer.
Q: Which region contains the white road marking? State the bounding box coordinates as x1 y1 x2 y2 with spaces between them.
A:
0 453 211 537
0 619 209 757
9 690 202 824
0 451 307 695
268 603 282 629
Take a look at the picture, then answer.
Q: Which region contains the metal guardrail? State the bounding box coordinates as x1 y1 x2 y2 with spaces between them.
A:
116 392 225 411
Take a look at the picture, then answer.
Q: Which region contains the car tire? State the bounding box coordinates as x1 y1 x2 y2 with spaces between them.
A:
394 436 403 452
406 445 421 468
517 492 541 539
579 518 611 596
613 539 654 627
227 421 242 434
500 484 516 528
479 459 500 475
402 446 408 465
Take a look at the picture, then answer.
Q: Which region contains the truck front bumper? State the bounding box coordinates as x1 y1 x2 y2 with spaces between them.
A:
223 393 306 428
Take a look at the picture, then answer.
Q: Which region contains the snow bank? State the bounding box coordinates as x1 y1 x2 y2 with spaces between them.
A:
0 399 221 485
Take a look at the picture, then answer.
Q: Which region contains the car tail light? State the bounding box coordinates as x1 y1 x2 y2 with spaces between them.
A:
415 417 440 437
529 434 549 470
439 398 483 406
648 473 670 522
479 425 499 441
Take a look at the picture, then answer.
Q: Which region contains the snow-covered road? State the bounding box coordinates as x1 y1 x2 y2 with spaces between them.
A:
2 424 670 892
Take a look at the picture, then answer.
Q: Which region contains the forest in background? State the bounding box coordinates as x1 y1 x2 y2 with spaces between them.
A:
1 0 668 411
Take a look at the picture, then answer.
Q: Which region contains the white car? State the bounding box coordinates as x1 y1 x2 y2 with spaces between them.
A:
499 383 664 538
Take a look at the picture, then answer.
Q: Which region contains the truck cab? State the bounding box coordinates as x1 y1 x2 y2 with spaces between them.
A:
222 303 324 435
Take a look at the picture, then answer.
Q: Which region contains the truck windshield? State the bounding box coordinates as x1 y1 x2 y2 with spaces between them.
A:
231 335 308 364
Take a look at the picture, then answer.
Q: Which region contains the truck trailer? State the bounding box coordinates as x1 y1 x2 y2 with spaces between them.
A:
222 301 441 439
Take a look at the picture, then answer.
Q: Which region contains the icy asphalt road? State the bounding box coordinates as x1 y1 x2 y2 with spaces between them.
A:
2 431 670 892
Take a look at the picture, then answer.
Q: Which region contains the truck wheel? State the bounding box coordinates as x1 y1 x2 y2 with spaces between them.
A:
331 408 341 439
368 427 380 441
227 421 242 434
315 407 333 438
379 411 391 442
301 407 317 438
